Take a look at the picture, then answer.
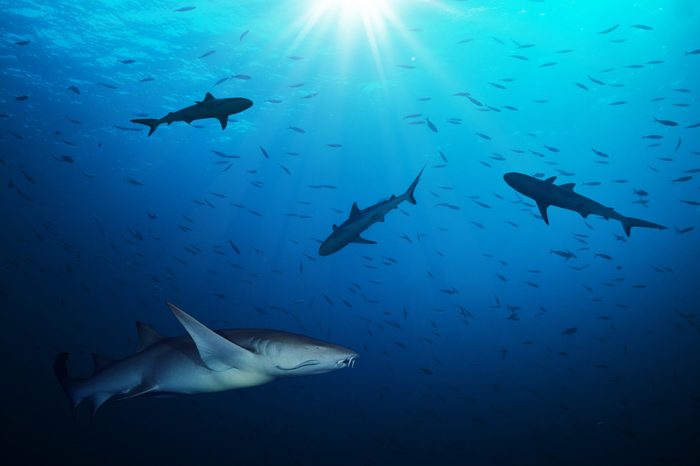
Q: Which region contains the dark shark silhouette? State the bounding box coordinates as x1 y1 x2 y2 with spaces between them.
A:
504 172 666 236
319 168 424 256
131 92 253 136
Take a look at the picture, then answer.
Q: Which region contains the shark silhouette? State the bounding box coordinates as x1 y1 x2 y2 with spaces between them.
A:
131 92 252 136
504 172 666 236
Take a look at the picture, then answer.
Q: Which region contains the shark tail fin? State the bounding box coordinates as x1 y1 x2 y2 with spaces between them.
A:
130 118 161 136
404 167 425 205
620 216 667 237
53 352 85 413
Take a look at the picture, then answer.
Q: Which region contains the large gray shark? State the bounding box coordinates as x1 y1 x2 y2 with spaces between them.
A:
54 302 358 415
319 168 424 256
131 92 253 136
504 172 666 236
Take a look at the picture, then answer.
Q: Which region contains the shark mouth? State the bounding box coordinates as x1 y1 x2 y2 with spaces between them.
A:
275 359 320 371
339 355 358 369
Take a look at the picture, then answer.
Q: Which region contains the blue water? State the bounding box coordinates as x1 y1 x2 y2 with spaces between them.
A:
1 0 699 464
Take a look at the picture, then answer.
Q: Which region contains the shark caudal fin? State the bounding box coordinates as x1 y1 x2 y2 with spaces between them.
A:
130 118 161 136
54 352 115 416
53 352 84 413
403 167 425 205
620 216 667 237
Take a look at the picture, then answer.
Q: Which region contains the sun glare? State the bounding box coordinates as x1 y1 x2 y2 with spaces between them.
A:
293 0 402 79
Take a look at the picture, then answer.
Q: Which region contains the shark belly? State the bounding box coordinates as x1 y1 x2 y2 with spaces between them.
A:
138 341 273 394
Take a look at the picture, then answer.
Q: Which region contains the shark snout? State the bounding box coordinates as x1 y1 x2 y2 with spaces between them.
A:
239 98 253 110
503 172 519 188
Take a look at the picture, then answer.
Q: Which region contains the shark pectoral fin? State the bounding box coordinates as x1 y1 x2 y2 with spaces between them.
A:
167 302 251 371
118 382 159 402
352 236 376 245
136 321 164 352
218 116 228 130
536 201 550 225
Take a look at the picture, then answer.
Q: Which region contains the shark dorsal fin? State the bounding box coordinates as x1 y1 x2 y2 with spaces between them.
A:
136 321 164 352
332 224 338 231
91 353 117 373
203 92 215 102
545 176 557 183
536 201 550 225
349 202 361 219
560 182 576 190
167 302 252 372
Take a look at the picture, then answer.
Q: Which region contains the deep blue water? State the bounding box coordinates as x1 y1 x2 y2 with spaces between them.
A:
1 1 699 465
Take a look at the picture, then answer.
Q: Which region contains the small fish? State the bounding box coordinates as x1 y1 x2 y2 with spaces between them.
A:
288 126 305 134
592 148 609 158
675 226 694 234
15 39 31 45
199 50 216 58
15 95 29 101
674 138 682 152
654 118 678 127
174 6 196 12
672 176 692 184
550 249 576 260
588 75 605 85
228 240 240 255
277 163 291 175
54 155 75 164
598 24 619 34
233 74 251 80
631 24 653 30
259 146 269 159
119 59 136 64
425 118 438 133
685 49 700 56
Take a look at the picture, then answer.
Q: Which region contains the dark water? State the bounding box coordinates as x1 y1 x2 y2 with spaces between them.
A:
1 1 699 465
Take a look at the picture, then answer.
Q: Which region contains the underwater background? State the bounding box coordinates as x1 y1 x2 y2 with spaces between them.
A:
1 0 699 464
